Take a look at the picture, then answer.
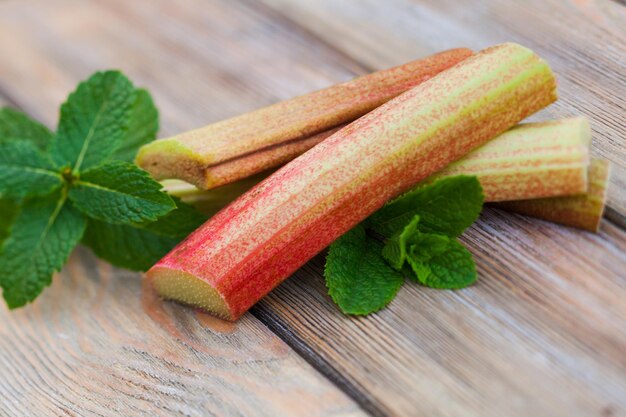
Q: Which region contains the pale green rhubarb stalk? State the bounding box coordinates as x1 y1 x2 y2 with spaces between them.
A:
497 158 611 231
166 117 593 219
147 43 557 320
136 48 473 189
425 117 591 201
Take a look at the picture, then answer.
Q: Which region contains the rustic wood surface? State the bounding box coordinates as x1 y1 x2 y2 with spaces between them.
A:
0 0 624 416
0 249 364 417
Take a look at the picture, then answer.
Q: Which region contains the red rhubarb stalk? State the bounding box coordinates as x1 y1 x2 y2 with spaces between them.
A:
147 43 557 320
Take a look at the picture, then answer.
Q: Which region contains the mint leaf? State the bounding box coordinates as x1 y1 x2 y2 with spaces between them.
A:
49 71 135 172
135 196 206 237
406 232 450 263
82 220 179 271
68 160 175 225
368 176 484 238
0 193 86 308
325 224 403 315
382 214 420 270
82 198 205 271
0 107 53 150
406 239 476 289
0 200 18 249
113 89 159 162
0 139 63 199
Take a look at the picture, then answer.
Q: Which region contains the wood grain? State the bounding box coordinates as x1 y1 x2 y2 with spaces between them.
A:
255 209 626 417
258 0 626 227
0 0 625 416
0 0 365 135
0 248 365 417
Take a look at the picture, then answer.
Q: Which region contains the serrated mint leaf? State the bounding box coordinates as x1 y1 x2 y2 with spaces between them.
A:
49 71 135 172
0 107 53 150
69 160 175 225
325 224 403 315
0 139 63 199
382 214 420 270
0 193 86 308
406 239 476 289
0 199 19 250
368 175 484 238
82 198 205 271
113 89 159 162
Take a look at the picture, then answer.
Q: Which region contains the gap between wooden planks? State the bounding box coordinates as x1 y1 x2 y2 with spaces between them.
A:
0 0 625 416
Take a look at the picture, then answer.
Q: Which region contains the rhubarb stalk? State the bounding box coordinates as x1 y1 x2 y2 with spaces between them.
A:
147 43 557 320
167 118 592 216
496 158 611 231
136 49 473 189
425 117 591 201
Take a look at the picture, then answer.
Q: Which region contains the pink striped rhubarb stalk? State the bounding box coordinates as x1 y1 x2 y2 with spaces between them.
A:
147 43 558 320
136 48 473 189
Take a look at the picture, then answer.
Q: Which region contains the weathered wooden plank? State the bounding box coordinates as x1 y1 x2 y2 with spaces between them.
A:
1 1 624 416
255 209 626 417
258 0 626 226
0 248 365 417
0 89 19 109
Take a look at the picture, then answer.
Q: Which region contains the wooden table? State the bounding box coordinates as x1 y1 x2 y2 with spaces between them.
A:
0 1 624 416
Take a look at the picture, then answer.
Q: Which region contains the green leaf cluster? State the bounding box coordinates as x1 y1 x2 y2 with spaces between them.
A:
0 71 205 308
325 176 484 315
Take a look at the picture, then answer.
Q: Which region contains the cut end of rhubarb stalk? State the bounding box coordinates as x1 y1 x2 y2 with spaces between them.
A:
149 267 232 320
136 138 207 188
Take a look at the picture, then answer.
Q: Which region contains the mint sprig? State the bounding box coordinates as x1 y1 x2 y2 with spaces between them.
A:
0 71 205 308
326 176 484 315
